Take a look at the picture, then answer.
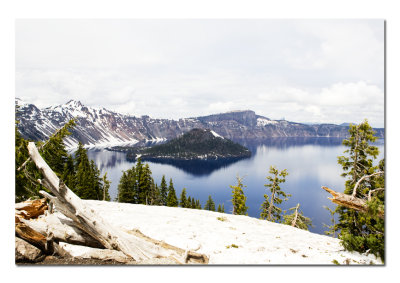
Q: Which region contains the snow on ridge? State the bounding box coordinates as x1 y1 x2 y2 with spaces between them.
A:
257 117 278 127
73 200 383 265
210 130 224 139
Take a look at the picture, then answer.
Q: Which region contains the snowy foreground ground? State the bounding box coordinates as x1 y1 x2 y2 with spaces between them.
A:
65 200 382 265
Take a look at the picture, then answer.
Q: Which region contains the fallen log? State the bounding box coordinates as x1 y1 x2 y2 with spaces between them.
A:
321 186 384 219
26 142 208 263
20 212 104 249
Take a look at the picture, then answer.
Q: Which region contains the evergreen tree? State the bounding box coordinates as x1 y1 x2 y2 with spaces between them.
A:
62 154 76 189
217 203 225 213
138 162 153 204
166 178 178 207
204 195 216 211
229 175 248 215
195 199 202 209
179 188 189 208
260 166 290 222
191 197 196 209
15 116 76 202
336 120 384 260
117 168 136 203
74 142 87 171
159 175 168 206
187 196 192 208
90 160 102 199
15 122 38 202
40 119 75 175
148 181 161 205
135 158 148 204
283 203 313 230
101 172 111 201
322 205 336 238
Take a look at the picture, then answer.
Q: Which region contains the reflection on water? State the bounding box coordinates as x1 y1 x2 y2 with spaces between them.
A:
86 137 384 235
140 157 250 176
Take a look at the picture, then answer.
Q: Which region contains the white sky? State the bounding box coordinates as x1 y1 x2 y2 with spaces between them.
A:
15 19 384 127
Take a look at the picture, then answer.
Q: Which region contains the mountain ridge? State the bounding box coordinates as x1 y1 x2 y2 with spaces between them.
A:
15 99 385 148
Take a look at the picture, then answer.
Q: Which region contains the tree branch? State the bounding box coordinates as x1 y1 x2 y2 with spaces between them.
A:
351 171 384 198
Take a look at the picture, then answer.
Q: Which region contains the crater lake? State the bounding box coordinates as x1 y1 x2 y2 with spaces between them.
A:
86 137 384 235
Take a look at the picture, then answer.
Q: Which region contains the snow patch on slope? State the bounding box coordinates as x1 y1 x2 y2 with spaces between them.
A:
257 117 278 126
210 130 224 139
63 200 382 265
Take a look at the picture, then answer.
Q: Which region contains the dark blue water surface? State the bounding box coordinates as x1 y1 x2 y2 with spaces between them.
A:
87 137 384 235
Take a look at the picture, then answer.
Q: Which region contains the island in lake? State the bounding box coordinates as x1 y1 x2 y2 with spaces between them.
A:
114 128 250 161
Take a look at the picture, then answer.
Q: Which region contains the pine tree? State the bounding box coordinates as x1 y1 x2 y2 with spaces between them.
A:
336 120 384 260
62 154 76 189
204 195 216 211
229 175 248 215
217 203 225 213
138 162 153 204
283 203 313 230
15 123 38 202
135 158 152 204
159 175 168 206
166 178 178 207
191 197 196 209
101 172 111 201
15 117 76 202
179 188 189 208
40 119 75 175
117 168 136 203
195 199 202 210
260 166 290 222
148 181 161 205
322 205 336 238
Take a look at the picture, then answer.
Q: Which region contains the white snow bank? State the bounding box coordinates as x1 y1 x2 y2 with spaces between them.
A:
65 200 383 265
210 130 224 139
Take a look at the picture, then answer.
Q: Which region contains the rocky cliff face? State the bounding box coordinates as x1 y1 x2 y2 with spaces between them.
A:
15 99 384 148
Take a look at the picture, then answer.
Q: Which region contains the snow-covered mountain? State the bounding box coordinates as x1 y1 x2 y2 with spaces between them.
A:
15 99 384 149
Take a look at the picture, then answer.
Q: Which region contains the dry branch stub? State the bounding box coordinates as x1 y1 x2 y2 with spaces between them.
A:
321 186 384 219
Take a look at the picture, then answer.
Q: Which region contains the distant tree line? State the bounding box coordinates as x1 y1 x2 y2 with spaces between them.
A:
116 160 225 211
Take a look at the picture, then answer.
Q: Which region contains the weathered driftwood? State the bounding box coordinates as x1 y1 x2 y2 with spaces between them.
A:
322 186 384 219
15 198 48 221
126 229 209 264
27 142 208 263
20 212 104 249
15 237 45 263
58 242 133 263
15 222 47 251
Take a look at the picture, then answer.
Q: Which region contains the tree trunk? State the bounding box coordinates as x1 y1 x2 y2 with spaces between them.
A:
26 142 208 263
291 204 299 227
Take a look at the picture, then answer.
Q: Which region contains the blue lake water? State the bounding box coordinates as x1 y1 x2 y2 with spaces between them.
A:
87 137 384 235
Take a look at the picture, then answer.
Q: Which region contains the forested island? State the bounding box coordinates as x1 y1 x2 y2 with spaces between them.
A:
119 128 252 162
